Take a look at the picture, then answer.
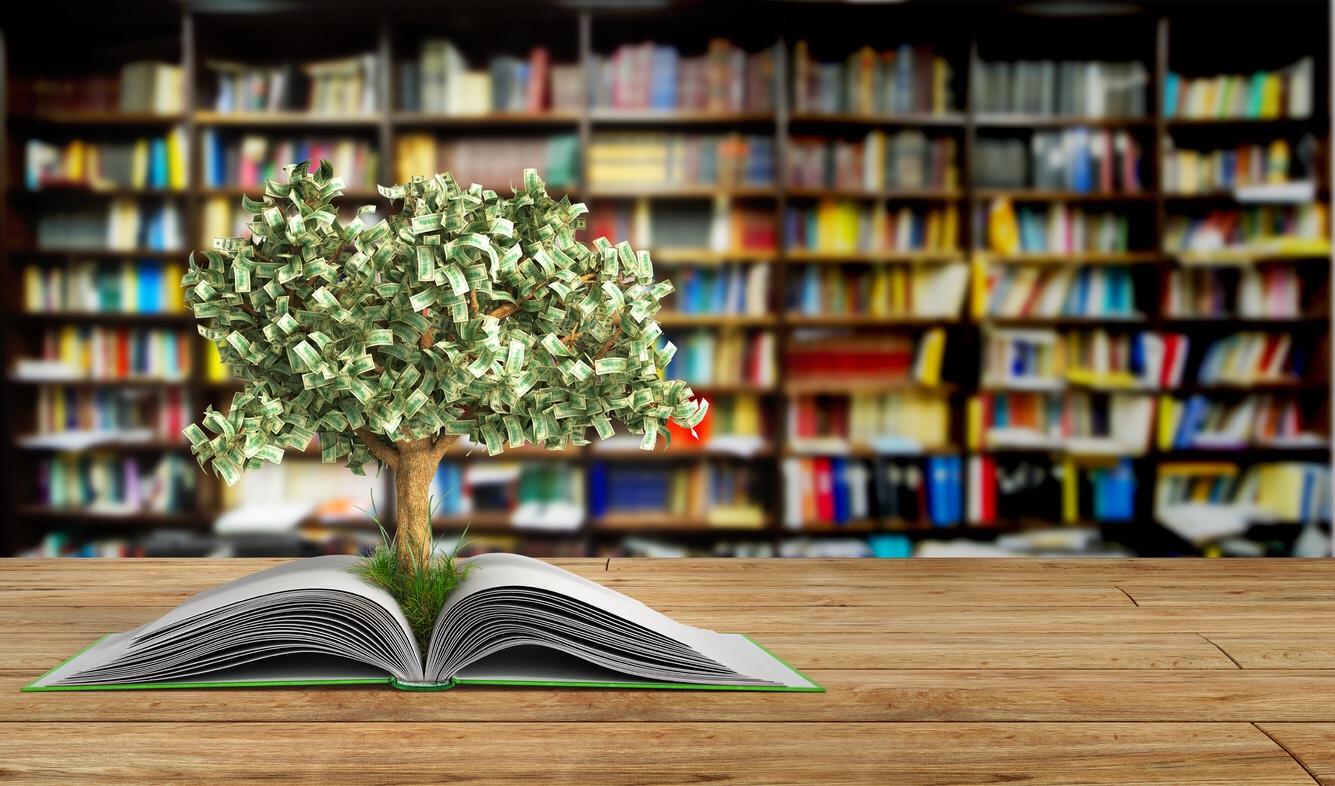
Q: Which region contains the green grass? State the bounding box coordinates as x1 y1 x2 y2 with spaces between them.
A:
345 493 472 662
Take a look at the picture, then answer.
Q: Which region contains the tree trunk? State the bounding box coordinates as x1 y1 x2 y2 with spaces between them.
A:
394 439 436 574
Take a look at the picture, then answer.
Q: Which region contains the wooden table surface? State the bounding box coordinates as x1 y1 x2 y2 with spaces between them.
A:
3 557 1335 785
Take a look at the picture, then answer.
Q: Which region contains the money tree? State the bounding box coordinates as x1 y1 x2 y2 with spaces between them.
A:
181 162 707 577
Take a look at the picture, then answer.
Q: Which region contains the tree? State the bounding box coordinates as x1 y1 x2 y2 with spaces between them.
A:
182 162 707 574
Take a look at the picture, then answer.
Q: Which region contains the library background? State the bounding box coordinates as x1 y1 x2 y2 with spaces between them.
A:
1 0 1331 560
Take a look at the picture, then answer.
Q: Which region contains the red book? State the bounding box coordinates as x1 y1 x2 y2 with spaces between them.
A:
981 455 996 522
117 328 130 379
814 458 834 522
526 47 549 112
1161 334 1180 388
1100 131 1114 192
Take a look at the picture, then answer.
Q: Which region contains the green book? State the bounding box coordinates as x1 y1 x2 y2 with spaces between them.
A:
25 554 823 693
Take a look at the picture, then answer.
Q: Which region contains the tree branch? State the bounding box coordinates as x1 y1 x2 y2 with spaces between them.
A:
594 325 623 361
354 428 400 469
431 433 460 462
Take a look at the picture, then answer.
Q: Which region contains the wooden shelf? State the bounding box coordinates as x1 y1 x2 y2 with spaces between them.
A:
974 189 1156 202
585 186 775 198
589 110 774 124
784 314 957 327
983 252 1163 265
10 187 187 199
592 513 771 533
784 379 957 395
1166 116 1325 127
974 114 1154 128
16 507 206 526
9 378 193 389
394 111 580 126
783 445 960 458
591 445 775 460
8 112 183 126
783 250 963 264
787 112 965 127
192 111 381 127
16 439 193 454
785 187 963 200
648 248 777 264
984 316 1148 327
655 313 777 327
12 312 195 325
10 248 187 258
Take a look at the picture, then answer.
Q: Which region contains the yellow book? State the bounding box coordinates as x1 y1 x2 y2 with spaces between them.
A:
1261 74 1282 118
914 328 946 386
163 262 185 312
166 127 186 189
1061 457 1078 523
987 198 1020 254
890 266 907 314
52 386 66 434
924 209 942 250
933 58 949 115
67 140 85 182
1157 395 1178 451
205 340 231 383
970 255 990 318
941 203 958 249
122 261 138 314
732 395 760 437
966 395 982 450
1158 462 1239 476
869 266 890 317
131 139 149 189
24 267 43 312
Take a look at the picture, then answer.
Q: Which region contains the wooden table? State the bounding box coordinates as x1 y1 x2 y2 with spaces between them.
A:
3 557 1335 784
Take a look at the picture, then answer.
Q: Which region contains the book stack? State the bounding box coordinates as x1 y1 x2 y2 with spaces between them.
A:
782 455 963 527
787 391 952 453
787 131 958 191
1164 58 1314 120
32 387 192 444
36 200 184 251
972 59 1149 117
395 134 580 189
977 264 1140 319
36 453 197 515
971 390 1155 455
664 330 776 388
14 326 192 382
1163 205 1330 256
788 261 969 319
666 264 771 317
118 61 184 115
988 201 1132 254
590 462 767 528
585 199 778 253
590 40 775 113
791 42 955 116
785 332 942 385
1157 393 1325 451
975 130 1144 192
1156 461 1329 527
23 260 186 314
429 462 585 531
1163 267 1303 319
25 130 188 190
200 132 379 190
1192 332 1310 385
207 55 379 114
1162 136 1318 194
402 41 580 115
587 133 775 189
785 200 959 254
982 327 1177 390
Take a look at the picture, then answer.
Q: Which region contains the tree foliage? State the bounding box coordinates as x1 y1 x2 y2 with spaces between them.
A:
181 161 708 488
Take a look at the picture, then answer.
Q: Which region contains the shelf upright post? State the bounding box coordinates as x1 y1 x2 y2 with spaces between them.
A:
577 8 595 555
0 26 13 555
772 34 790 549
182 10 210 524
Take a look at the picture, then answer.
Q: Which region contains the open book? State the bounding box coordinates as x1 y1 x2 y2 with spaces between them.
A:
25 554 821 692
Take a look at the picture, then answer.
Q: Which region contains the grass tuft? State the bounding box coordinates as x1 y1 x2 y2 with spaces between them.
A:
345 492 472 662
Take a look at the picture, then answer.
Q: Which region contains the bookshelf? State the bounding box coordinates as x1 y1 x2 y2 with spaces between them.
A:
2 0 1329 558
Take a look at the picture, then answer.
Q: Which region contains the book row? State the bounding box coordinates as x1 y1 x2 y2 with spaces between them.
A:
974 129 1144 192
1164 58 1314 120
1156 461 1327 526
401 42 579 115
981 328 1313 390
666 264 772 317
969 455 1136 523
987 201 1133 255
787 131 958 191
590 40 776 114
782 455 963 528
1162 205 1329 256
206 55 379 115
791 42 955 117
785 330 947 386
23 259 186 314
787 392 951 454
200 132 379 190
973 390 1156 454
10 60 183 115
788 261 969 319
785 201 960 254
1159 393 1325 451
16 326 194 382
978 264 1140 319
586 198 778 253
663 330 776 388
37 200 185 252
430 462 585 530
1164 266 1307 319
396 134 580 191
35 452 197 515
1161 136 1318 195
971 59 1149 118
31 386 193 444
587 133 775 189
589 461 767 528
24 131 188 191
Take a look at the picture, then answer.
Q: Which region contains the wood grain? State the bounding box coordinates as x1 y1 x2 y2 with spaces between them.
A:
0 722 1314 785
1257 724 1335 785
5 557 1335 784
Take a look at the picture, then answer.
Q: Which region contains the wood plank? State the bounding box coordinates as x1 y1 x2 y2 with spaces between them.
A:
0 585 1136 609
7 603 1333 635
1122 585 1335 605
9 671 1335 722
0 722 1312 785
0 632 1235 674
1257 724 1335 786
1205 635 1335 669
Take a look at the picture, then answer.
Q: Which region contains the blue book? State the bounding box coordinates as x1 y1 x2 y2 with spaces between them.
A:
650 46 679 110
1163 73 1179 117
994 394 1010 428
1096 459 1136 521
589 464 608 519
831 458 850 524
1128 331 1145 378
137 262 163 313
895 44 913 114
926 457 958 527
802 265 821 315
150 138 169 189
1069 127 1091 192
868 533 912 558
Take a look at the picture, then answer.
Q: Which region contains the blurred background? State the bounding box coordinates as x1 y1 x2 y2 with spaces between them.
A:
1 0 1331 560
